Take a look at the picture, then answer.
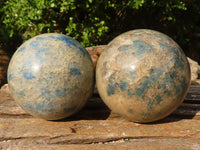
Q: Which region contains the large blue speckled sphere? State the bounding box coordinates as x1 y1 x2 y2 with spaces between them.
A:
8 33 94 120
96 29 191 123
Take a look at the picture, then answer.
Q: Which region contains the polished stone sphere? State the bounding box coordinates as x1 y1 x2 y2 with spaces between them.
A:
8 33 94 120
96 29 191 123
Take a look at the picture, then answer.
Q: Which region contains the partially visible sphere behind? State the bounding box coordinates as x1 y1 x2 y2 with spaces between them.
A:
96 29 191 123
8 33 94 120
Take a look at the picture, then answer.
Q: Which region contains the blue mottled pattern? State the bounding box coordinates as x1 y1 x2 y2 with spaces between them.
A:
159 42 179 56
174 76 188 96
38 47 49 52
163 74 173 96
35 52 45 61
129 70 137 81
173 57 184 69
17 47 25 54
156 94 162 104
55 87 67 97
41 87 67 99
149 68 163 81
23 72 35 80
135 68 163 99
35 101 55 112
159 42 170 50
167 90 172 96
8 73 12 81
23 101 55 113
180 76 187 91
120 81 128 91
159 42 185 69
165 74 173 84
7 33 94 120
34 47 49 62
160 83 166 91
106 67 169 100
69 68 81 76
96 29 190 122
18 91 24 96
107 83 117 96
135 79 149 99
127 90 134 97
153 34 162 39
132 74 137 81
134 30 145 34
41 91 54 99
133 40 153 56
25 60 32 67
30 41 39 47
36 37 45 40
175 85 181 95
48 35 87 54
147 101 154 110
34 34 88 55
171 71 177 79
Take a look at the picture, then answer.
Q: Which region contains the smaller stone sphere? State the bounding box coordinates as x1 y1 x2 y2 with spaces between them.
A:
8 33 94 120
96 29 191 123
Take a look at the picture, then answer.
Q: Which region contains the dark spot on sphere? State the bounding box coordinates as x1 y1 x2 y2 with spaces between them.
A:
107 83 117 96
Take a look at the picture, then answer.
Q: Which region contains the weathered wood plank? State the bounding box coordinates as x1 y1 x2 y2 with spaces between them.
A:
0 137 200 150
173 103 200 117
1 117 200 140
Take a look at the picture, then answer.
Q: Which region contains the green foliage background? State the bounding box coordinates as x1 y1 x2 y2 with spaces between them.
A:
0 0 200 58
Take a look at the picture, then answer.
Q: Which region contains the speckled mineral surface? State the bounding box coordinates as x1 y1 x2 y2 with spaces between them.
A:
96 29 191 123
8 33 94 120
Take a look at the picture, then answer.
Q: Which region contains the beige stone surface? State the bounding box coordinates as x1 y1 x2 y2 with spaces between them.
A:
187 57 200 81
6 34 95 121
0 81 200 149
96 30 191 123
86 45 200 81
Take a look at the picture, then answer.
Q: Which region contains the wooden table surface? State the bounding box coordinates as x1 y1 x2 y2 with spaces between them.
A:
0 80 200 150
